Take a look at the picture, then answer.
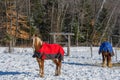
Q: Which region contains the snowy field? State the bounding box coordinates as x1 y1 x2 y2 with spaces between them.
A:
0 47 120 80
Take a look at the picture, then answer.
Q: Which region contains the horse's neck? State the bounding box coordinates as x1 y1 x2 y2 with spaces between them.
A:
33 37 42 51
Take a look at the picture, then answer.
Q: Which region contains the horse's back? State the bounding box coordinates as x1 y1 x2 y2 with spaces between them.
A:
43 43 64 55
99 41 113 54
37 42 64 60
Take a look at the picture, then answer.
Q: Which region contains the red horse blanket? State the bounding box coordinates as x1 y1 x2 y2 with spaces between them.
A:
33 42 64 60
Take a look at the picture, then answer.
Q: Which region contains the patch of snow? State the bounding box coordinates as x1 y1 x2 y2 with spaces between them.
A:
0 47 120 80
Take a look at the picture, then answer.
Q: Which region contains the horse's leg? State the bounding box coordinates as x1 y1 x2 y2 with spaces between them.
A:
107 54 112 68
41 59 44 77
57 59 62 75
102 52 106 67
53 59 62 76
53 59 58 75
53 59 60 76
36 58 44 77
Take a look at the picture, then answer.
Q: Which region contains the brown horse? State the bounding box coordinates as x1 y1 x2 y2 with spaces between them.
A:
99 41 114 68
32 34 64 77
101 51 113 67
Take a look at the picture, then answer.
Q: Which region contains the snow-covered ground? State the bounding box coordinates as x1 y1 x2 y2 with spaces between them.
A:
0 47 120 80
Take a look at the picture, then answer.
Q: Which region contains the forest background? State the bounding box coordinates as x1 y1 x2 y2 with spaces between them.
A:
0 0 120 48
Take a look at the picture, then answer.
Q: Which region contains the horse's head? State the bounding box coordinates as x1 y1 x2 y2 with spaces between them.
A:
32 34 43 51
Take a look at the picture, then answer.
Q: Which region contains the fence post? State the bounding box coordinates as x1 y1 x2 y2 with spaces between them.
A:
67 35 70 56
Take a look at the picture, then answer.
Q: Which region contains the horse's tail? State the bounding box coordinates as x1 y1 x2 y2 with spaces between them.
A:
59 46 64 56
57 45 64 60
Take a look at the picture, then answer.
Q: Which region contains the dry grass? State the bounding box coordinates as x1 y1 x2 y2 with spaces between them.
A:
113 63 120 67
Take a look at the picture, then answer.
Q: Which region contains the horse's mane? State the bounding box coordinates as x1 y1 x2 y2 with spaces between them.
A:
33 36 43 51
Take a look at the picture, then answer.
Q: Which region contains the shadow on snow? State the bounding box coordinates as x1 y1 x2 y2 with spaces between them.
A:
62 62 100 67
62 62 120 68
0 71 29 75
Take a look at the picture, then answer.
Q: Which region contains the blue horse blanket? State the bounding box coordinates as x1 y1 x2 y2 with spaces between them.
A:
99 41 114 55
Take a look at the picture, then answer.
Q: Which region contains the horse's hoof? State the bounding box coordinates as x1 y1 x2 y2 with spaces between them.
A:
102 65 106 67
102 64 107 67
55 74 60 76
40 75 44 78
102 63 106 67
108 66 112 68
40 76 44 78
108 64 112 68
55 74 59 76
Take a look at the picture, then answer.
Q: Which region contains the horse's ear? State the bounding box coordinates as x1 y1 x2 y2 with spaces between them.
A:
35 34 38 37
33 33 42 40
